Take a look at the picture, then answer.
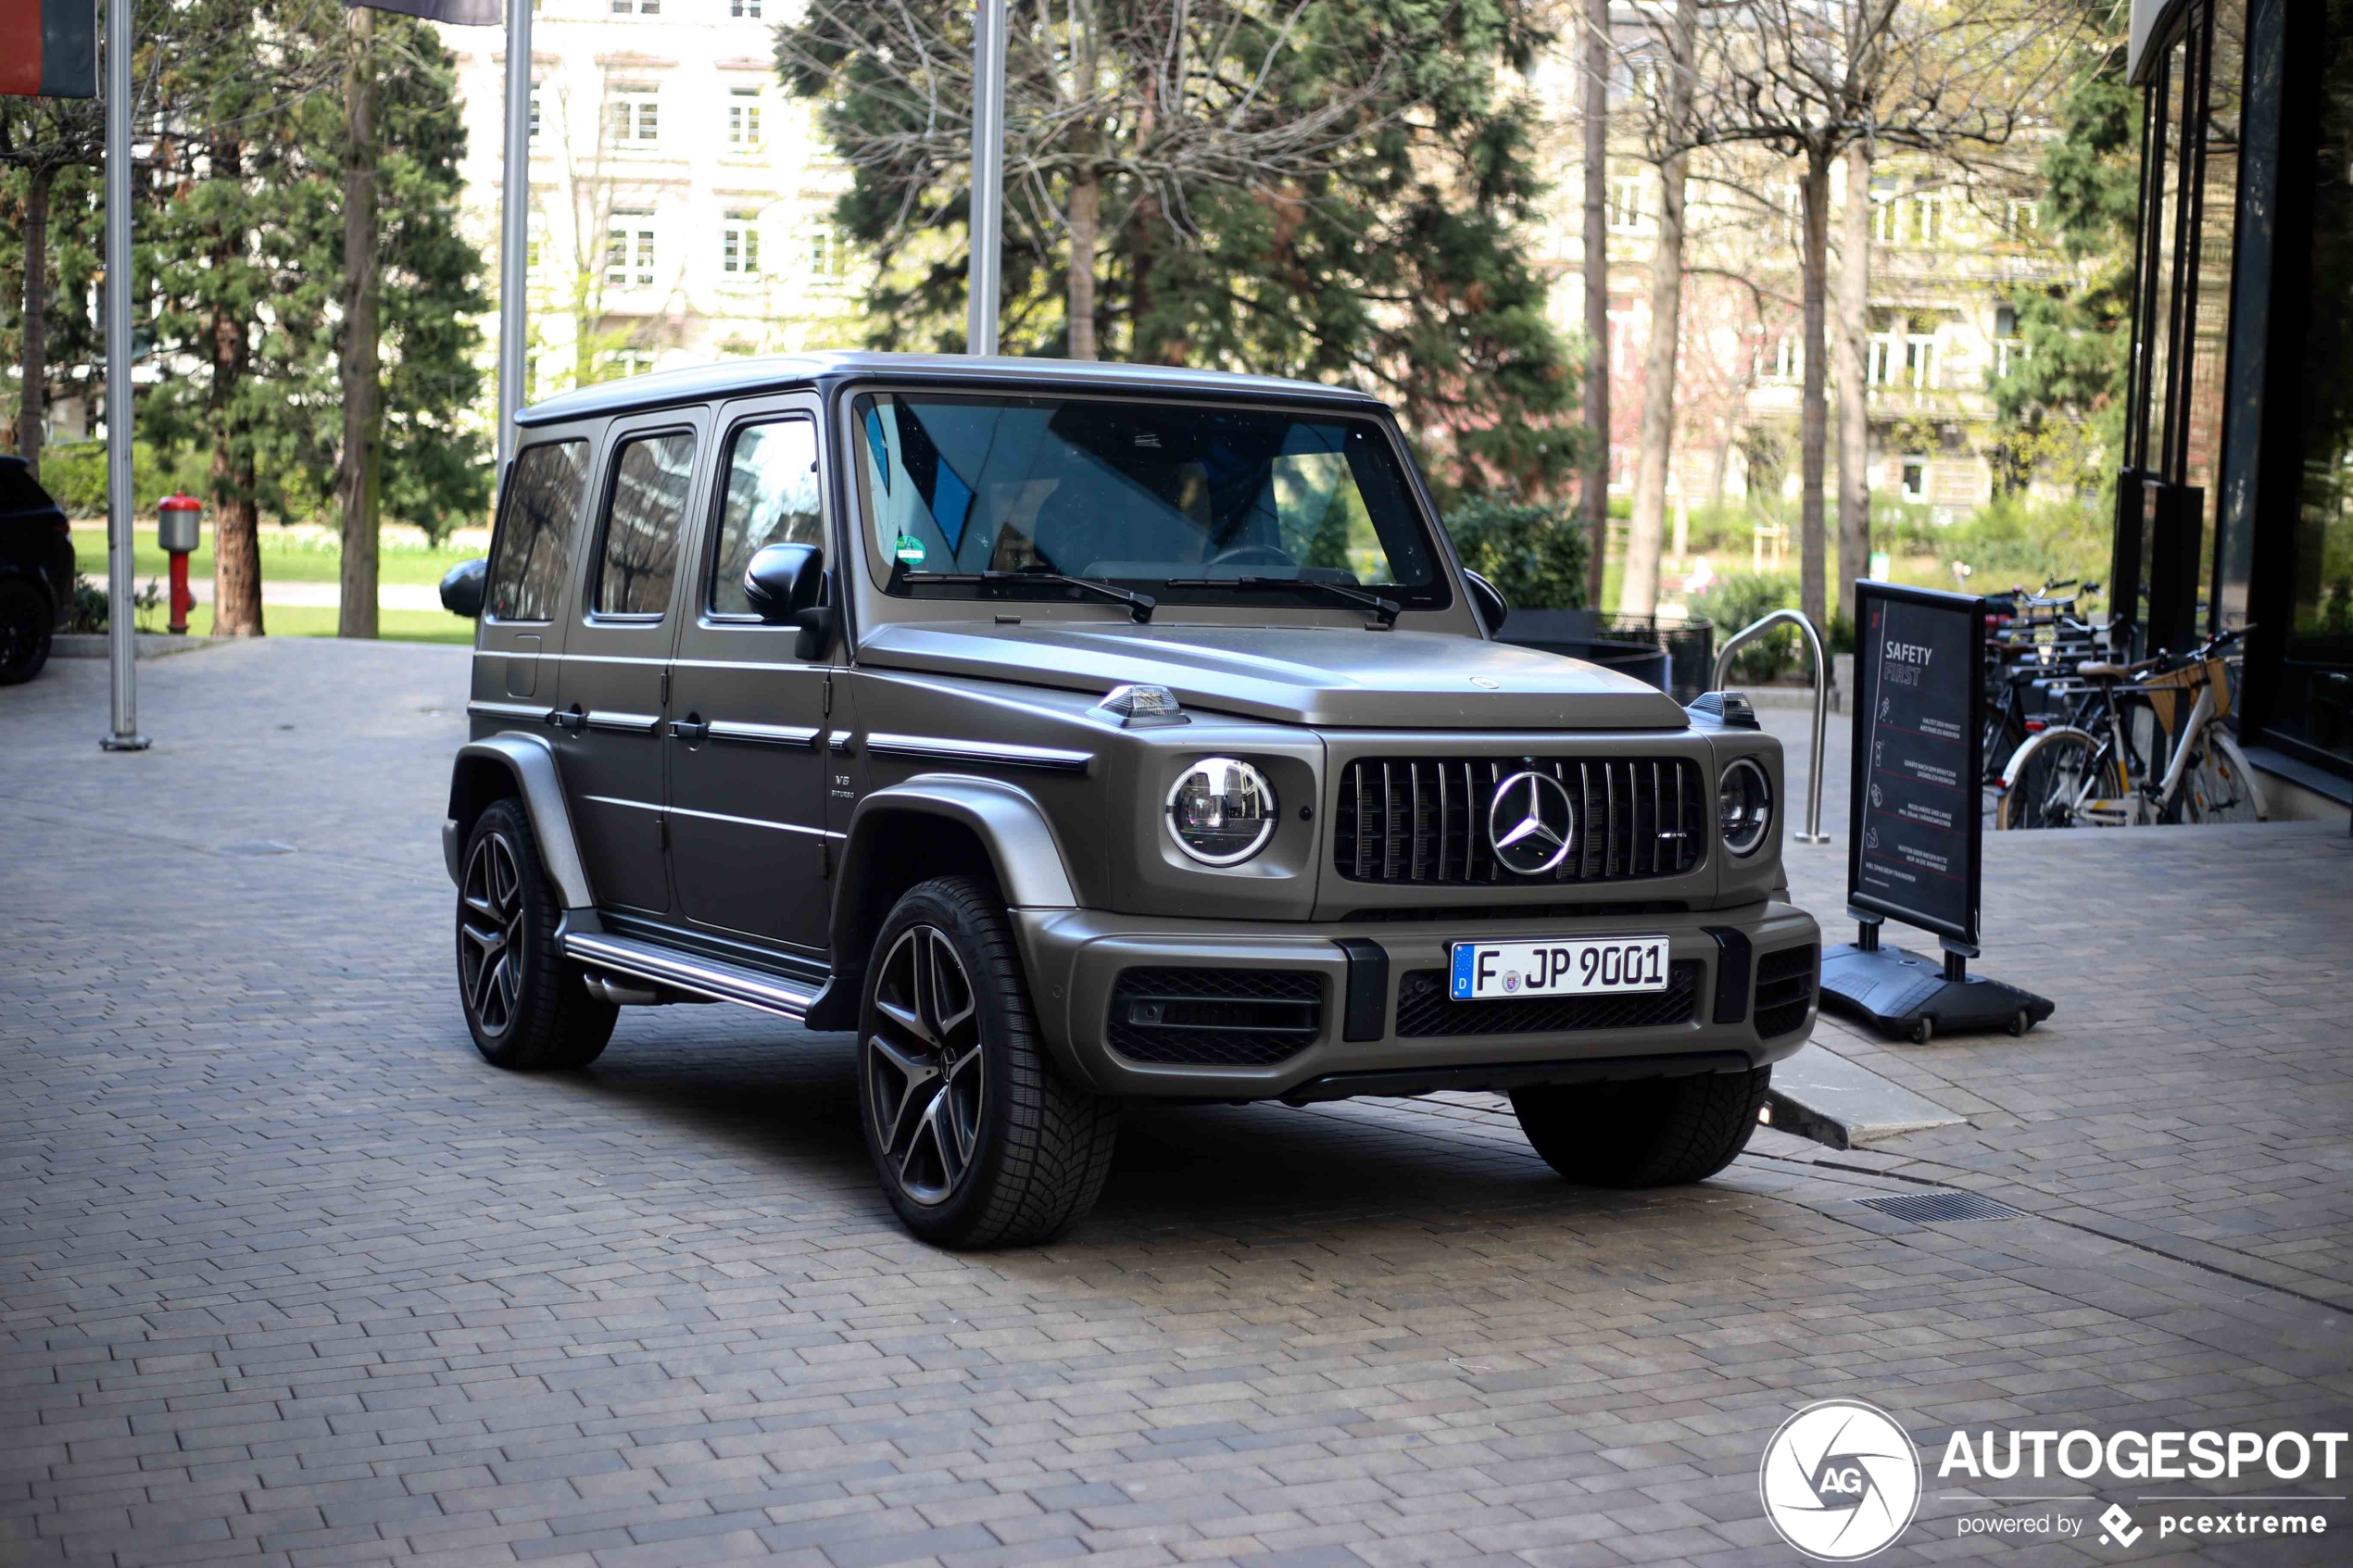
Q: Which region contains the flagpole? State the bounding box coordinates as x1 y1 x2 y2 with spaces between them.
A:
966 0 1005 357
496 0 532 470
101 0 145 751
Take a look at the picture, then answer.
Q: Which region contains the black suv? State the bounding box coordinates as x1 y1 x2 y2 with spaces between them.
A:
0 457 76 684
440 354 1819 1248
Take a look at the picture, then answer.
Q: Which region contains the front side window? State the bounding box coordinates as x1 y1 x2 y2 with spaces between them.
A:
487 441 588 621
850 392 1443 611
594 432 696 618
710 419 822 618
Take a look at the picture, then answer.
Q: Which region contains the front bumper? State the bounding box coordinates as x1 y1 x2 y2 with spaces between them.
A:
1013 900 1820 1101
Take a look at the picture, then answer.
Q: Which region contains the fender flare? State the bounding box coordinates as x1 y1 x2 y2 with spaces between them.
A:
446 734 596 909
1995 723 2100 792
834 775 1079 947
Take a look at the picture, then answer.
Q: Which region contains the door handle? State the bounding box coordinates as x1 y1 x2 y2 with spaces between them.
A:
668 715 711 743
550 706 586 732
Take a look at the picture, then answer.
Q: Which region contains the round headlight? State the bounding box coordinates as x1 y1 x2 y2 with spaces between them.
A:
1718 758 1773 857
1166 758 1278 865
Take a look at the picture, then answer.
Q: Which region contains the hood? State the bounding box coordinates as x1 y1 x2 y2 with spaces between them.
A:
856 621 1691 730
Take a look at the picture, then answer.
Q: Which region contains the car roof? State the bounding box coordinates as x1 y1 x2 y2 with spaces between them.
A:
513 350 1389 429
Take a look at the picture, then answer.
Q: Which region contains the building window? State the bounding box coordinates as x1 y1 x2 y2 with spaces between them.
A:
612 0 661 13
599 347 656 379
1901 458 1928 503
732 0 762 15
610 89 659 147
722 212 761 275
1994 304 2025 378
727 90 761 149
1871 190 1944 246
606 211 656 287
528 90 541 141
1905 332 1939 390
1767 332 1801 383
809 224 846 282
2004 198 2041 242
1608 174 1644 232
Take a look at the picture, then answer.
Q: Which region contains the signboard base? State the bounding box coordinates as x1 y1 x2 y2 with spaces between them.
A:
1818 935 2054 1045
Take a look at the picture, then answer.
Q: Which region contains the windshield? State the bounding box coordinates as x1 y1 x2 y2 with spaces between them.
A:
850 391 1447 610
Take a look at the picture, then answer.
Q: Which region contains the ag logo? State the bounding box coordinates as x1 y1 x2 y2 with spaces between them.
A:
1758 1399 1921 1561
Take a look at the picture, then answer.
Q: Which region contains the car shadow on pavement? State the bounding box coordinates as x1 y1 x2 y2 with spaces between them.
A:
551 1014 1755 1250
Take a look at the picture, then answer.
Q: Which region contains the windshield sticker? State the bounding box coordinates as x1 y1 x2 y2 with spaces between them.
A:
894 534 927 567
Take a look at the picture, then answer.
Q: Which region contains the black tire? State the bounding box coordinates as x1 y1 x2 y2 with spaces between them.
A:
1510 1066 1771 1187
0 577 54 686
456 798 615 1071
857 875 1119 1248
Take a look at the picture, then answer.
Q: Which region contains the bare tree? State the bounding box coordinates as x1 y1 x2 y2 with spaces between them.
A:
1621 0 1698 617
1580 0 1611 608
338 5 381 640
1836 138 1870 626
1683 0 2080 627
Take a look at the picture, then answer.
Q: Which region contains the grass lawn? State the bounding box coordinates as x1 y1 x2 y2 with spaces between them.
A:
73 526 481 589
151 601 476 645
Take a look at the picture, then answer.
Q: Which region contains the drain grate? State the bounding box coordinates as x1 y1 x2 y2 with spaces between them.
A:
1856 1190 2027 1223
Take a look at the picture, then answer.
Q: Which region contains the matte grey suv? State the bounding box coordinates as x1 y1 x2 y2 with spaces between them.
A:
439 353 1818 1248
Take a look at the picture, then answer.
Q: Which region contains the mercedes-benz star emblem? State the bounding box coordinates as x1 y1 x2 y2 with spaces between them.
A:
1487 770 1576 875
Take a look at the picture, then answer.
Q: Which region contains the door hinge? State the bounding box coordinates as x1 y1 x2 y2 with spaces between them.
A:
659 669 671 709
658 813 670 850
821 840 833 880
823 673 834 717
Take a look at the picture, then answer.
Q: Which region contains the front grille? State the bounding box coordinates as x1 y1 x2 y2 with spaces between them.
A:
1106 969 1324 1067
1393 960 1703 1037
1333 757 1708 884
1755 944 1818 1039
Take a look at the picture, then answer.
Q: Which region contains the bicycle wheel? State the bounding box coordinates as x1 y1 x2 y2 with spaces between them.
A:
1996 731 2129 830
2181 730 2269 823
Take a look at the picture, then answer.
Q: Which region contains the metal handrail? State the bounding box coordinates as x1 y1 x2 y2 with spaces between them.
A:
1712 609 1831 845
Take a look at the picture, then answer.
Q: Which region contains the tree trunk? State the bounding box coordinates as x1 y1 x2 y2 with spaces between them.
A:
1623 0 1695 619
1837 141 1872 628
337 6 382 640
1797 145 1831 630
18 164 52 479
208 132 264 639
1580 0 1610 608
1622 154 1680 618
1067 163 1098 360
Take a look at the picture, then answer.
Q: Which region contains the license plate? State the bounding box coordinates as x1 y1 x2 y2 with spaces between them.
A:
1449 935 1670 1000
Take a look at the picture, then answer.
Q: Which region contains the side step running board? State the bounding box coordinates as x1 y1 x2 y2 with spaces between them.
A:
561 931 821 1022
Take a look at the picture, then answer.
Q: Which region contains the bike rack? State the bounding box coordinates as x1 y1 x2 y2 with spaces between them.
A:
1712 608 1831 845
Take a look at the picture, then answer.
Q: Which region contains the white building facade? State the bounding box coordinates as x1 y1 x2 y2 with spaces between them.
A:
436 0 859 399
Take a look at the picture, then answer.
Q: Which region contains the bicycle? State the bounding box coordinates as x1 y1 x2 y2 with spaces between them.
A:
1994 625 2269 829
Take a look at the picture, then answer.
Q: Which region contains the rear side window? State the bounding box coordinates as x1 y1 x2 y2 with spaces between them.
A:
593 431 696 618
709 418 822 618
487 440 588 621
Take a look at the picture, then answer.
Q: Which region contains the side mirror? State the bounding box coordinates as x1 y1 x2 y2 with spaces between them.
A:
1464 569 1508 634
744 542 824 623
440 558 487 619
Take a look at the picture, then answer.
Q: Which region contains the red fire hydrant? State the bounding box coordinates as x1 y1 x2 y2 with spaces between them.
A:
157 494 202 635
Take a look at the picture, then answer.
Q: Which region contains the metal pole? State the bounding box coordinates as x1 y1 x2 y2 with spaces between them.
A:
101 0 146 752
1711 608 1829 844
966 0 1006 356
496 0 534 470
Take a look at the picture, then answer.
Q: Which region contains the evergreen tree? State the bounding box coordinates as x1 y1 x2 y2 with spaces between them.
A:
779 0 1580 500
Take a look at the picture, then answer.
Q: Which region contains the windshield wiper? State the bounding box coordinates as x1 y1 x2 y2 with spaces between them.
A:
1161 574 1400 629
896 568 1155 622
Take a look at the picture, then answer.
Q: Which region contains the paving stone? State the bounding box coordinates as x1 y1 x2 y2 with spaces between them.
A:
1 643 2347 1566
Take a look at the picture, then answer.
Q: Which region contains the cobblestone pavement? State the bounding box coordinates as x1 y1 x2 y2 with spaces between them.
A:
3 641 2348 1568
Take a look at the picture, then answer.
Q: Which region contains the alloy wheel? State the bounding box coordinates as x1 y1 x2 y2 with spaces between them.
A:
459 830 525 1035
865 925 985 1207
